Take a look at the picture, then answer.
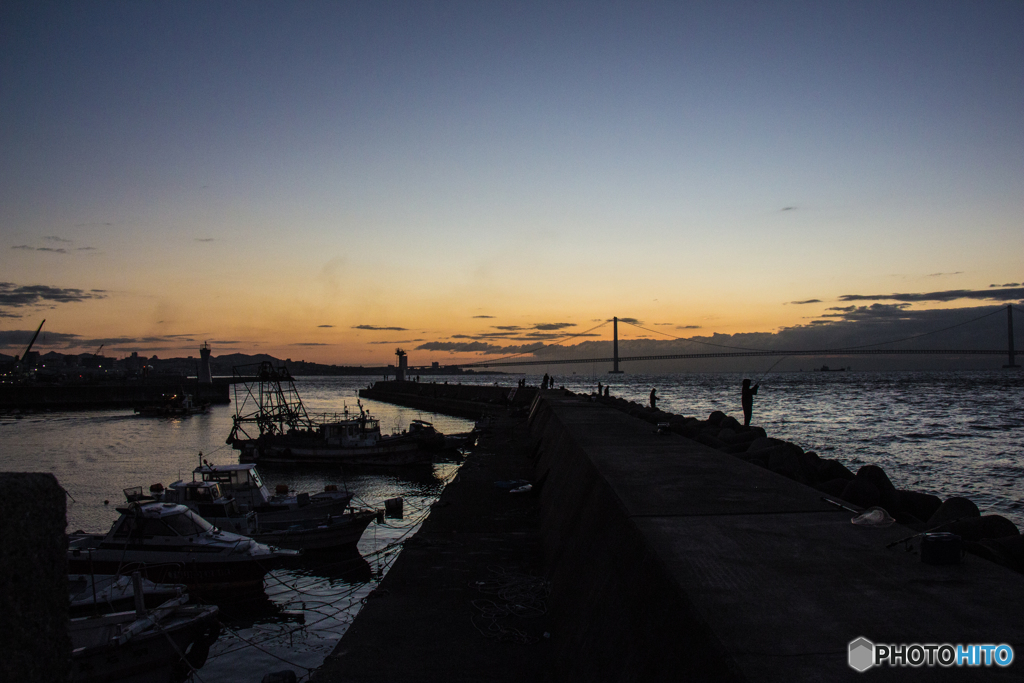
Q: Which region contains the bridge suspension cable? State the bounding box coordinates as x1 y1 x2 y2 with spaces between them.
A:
458 305 1017 369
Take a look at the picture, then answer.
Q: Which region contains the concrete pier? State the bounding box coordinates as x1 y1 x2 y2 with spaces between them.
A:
316 391 1024 681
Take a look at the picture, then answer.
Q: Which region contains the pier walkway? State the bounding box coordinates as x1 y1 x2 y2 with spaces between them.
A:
315 391 1024 681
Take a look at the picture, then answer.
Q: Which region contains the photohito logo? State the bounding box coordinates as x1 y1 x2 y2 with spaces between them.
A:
849 637 1014 671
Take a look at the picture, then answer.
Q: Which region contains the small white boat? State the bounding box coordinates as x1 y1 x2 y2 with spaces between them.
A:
67 500 300 595
148 478 377 552
70 592 220 683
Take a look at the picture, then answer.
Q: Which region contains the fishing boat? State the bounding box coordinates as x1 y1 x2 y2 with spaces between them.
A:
150 476 378 552
71 588 220 683
225 362 446 465
135 392 209 416
67 500 300 595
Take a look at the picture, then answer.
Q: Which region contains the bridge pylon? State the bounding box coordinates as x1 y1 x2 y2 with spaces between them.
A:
1005 305 1020 368
608 316 623 374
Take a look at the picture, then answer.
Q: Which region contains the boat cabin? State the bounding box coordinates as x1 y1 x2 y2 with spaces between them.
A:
322 416 381 446
106 502 216 543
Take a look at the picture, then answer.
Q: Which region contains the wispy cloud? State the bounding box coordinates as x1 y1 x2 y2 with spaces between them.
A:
472 315 495 319
926 272 963 278
44 236 73 243
352 324 408 331
675 325 702 329
290 342 331 346
12 245 66 253
318 325 334 328
991 283 1020 288
789 299 821 305
368 339 424 344
195 238 215 243
0 283 106 310
839 288 1024 303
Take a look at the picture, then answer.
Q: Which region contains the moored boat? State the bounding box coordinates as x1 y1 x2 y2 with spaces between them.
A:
71 592 220 683
69 573 186 617
67 500 300 595
151 476 378 552
225 362 446 465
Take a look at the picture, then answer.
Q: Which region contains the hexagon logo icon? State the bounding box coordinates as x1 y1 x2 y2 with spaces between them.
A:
848 637 875 672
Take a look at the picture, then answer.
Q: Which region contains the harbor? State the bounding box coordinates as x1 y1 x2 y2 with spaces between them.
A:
3 370 1022 681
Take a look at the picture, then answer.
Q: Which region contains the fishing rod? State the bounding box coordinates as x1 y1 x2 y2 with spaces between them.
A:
752 355 789 386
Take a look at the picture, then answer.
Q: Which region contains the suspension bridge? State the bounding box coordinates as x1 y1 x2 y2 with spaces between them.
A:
457 305 1021 371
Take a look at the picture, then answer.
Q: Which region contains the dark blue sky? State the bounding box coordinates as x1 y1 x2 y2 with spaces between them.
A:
1 1 1021 362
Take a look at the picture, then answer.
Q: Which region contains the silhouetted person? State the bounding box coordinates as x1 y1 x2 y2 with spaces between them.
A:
542 373 549 389
604 386 609 397
597 381 602 395
741 378 759 427
649 388 658 409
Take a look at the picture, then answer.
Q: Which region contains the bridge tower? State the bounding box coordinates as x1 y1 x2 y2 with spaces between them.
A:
608 317 624 374
1005 305 1020 369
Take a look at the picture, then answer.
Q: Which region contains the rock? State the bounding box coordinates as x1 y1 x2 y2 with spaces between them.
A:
707 410 726 426
695 432 727 450
816 478 849 497
767 446 807 483
816 459 855 481
927 497 980 526
934 515 1019 542
897 490 942 523
719 415 742 431
853 465 900 513
855 465 896 492
840 478 880 509
745 426 768 439
747 436 783 452
717 428 737 442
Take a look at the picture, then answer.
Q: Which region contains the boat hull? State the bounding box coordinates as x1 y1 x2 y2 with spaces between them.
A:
70 604 219 683
238 436 435 466
67 540 281 595
254 510 377 551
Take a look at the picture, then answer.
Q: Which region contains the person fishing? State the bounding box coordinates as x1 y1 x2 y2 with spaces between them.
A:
649 388 658 410
741 378 759 427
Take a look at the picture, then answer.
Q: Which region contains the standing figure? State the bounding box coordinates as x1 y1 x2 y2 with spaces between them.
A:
604 386 609 398
597 381 603 396
649 388 658 409
741 378 759 427
542 373 550 390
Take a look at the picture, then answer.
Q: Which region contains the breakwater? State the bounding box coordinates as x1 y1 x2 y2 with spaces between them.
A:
332 384 1024 680
527 392 1024 680
359 379 537 419
0 377 232 411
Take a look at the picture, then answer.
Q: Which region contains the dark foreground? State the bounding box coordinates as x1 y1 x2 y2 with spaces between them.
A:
314 390 1024 682
311 413 553 683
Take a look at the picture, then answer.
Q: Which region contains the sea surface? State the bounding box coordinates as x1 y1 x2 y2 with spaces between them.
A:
1 370 1022 682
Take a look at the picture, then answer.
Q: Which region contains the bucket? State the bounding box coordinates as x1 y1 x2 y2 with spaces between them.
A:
921 532 963 565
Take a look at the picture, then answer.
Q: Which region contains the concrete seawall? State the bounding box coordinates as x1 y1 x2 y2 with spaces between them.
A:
528 392 1024 681
359 380 537 419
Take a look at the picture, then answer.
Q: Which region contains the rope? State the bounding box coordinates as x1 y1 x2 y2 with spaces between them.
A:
468 566 550 645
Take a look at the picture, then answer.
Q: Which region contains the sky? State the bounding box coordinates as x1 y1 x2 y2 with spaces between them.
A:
1 1 1022 368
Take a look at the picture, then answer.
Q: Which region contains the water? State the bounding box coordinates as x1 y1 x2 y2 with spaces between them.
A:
2 370 1022 681
544 369 1024 528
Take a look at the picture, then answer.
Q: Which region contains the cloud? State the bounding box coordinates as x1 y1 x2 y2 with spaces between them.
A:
0 283 106 309
654 323 673 326
533 322 575 331
613 317 642 325
318 325 334 328
195 238 215 243
991 283 1020 287
415 341 546 355
789 299 822 305
493 325 524 331
368 339 425 344
290 342 331 346
839 288 1024 303
780 206 796 211
44 236 73 243
926 272 963 277
472 315 495 319
675 325 702 329
77 247 96 251
352 324 408 331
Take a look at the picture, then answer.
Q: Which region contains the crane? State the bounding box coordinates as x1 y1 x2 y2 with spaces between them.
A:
19 319 45 361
